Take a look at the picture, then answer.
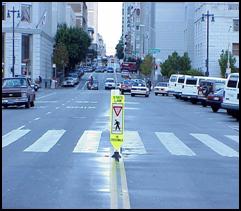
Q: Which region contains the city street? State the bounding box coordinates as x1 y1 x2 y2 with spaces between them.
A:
2 72 239 208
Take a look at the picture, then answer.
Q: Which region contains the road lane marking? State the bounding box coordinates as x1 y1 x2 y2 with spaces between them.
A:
155 132 196 156
119 158 130 209
2 129 31 148
16 125 25 130
82 81 88 90
37 93 56 99
75 101 98 104
124 107 140 110
73 130 102 153
122 131 146 154
34 117 40 121
36 101 58 103
66 106 96 109
225 135 239 143
23 130 65 152
125 102 140 105
56 107 60 109
190 133 239 157
110 159 118 209
46 112 51 115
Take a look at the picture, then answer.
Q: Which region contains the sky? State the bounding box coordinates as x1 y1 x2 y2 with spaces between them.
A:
98 2 122 56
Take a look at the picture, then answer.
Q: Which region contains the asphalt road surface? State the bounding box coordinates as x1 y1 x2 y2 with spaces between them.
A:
2 72 239 208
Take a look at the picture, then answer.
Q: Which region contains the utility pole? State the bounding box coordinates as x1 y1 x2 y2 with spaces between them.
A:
7 6 20 77
202 10 215 77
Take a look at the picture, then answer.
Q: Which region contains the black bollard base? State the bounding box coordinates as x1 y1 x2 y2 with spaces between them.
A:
111 151 121 162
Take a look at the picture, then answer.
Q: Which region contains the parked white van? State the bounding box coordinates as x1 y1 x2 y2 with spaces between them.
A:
168 74 187 95
173 75 192 99
181 76 207 103
221 73 239 118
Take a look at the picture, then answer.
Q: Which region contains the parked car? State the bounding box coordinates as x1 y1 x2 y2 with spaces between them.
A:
207 88 224 112
154 82 169 96
131 81 150 97
107 67 114 73
221 73 239 119
2 76 36 109
197 78 226 107
104 78 116 89
120 79 134 94
95 66 105 73
62 77 75 87
172 75 191 99
87 79 99 90
68 73 79 84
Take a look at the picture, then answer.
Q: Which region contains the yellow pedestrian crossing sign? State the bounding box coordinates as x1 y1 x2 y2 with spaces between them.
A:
110 90 124 150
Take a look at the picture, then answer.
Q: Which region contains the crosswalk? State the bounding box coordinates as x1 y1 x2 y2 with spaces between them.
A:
2 129 239 158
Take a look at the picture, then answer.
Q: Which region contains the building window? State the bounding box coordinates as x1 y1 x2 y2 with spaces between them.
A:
2 3 6 20
228 4 239 10
21 4 31 23
232 43 239 56
2 33 5 65
21 34 31 75
233 19 239 32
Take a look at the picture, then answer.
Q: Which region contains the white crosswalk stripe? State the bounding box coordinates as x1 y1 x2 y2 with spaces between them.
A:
155 132 196 156
2 128 239 158
225 135 239 143
190 133 239 157
122 131 146 154
2 129 31 148
73 130 102 153
23 130 65 152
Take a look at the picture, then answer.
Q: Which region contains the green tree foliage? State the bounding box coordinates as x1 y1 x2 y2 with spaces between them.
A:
186 69 204 76
115 38 124 59
140 54 154 76
54 24 91 70
160 51 192 77
53 42 69 77
218 50 237 77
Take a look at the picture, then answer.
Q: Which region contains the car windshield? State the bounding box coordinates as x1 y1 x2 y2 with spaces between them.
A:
106 79 114 82
133 82 145 87
2 78 27 88
156 82 168 87
65 77 73 80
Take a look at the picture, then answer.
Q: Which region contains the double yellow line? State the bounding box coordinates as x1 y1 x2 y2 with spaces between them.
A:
110 156 130 209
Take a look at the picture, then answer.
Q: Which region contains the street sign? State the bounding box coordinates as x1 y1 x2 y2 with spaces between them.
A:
148 48 160 54
110 90 124 151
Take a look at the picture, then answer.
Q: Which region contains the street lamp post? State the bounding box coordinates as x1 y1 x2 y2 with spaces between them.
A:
226 26 232 78
202 10 214 77
7 6 20 77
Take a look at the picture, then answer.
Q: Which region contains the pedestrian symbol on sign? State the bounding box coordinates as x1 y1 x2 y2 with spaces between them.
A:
114 119 121 130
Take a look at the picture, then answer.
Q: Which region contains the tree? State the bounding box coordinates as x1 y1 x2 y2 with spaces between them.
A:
53 42 69 78
186 69 204 76
160 51 192 77
54 24 91 70
115 38 124 59
140 54 154 76
218 50 237 78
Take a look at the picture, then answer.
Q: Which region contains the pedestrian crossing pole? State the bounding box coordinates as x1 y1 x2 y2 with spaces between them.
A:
110 89 125 161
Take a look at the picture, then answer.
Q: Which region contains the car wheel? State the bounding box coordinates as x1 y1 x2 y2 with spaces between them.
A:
155 93 158 96
227 109 233 115
211 105 219 112
201 101 207 107
166 93 169 96
25 100 31 109
145 94 149 97
30 101 35 107
3 105 8 109
191 99 197 104
131 94 135 97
